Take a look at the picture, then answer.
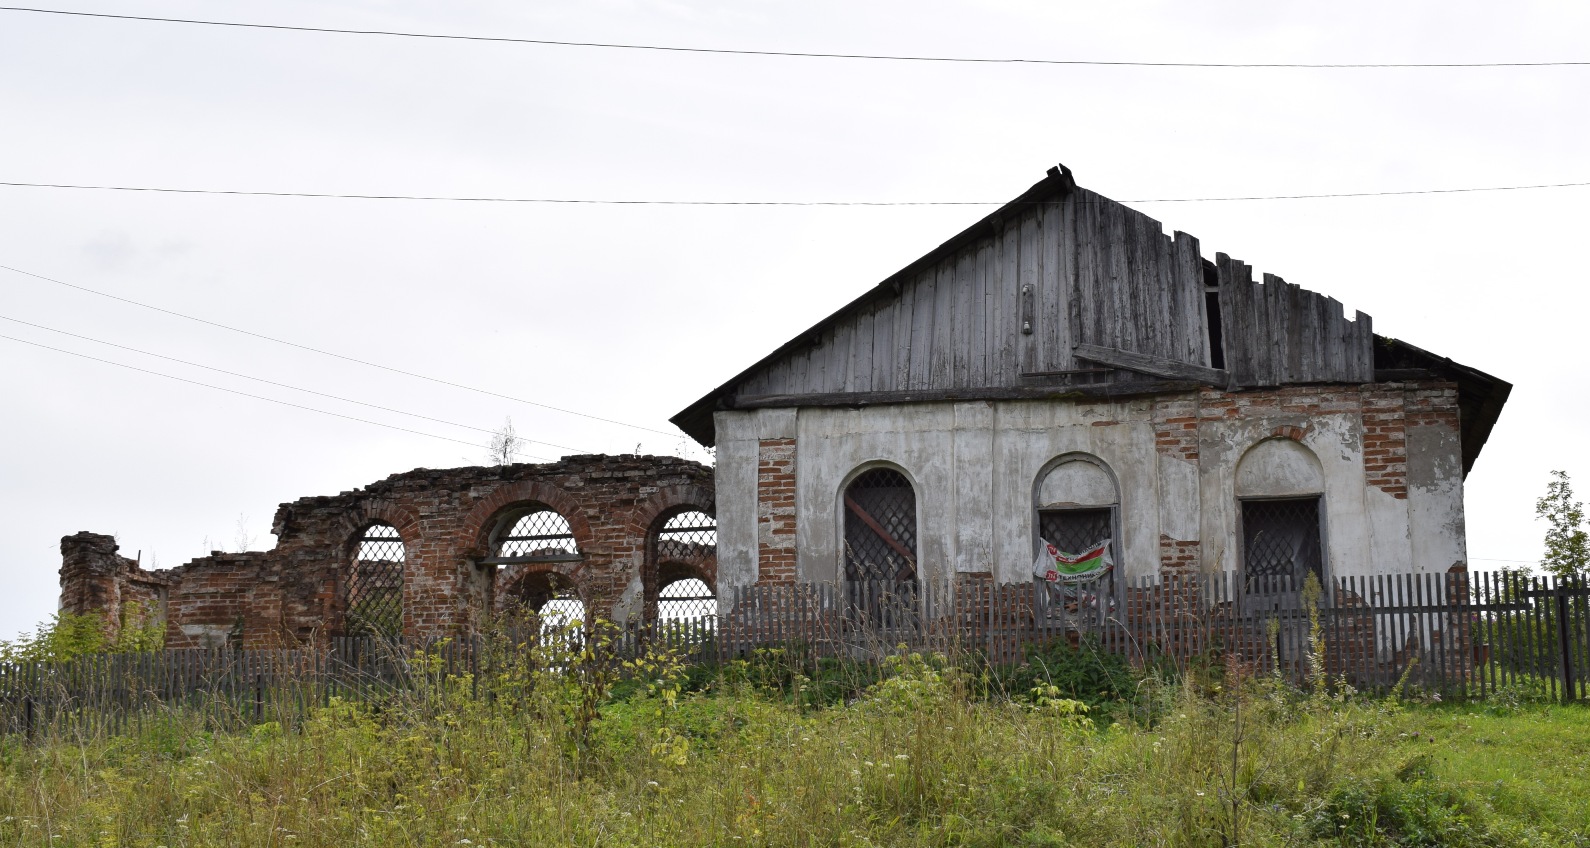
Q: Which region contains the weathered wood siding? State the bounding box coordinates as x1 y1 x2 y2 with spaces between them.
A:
1215 253 1374 387
732 188 1372 399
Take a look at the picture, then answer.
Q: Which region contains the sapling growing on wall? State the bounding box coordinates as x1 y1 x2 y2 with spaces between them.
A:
488 417 523 466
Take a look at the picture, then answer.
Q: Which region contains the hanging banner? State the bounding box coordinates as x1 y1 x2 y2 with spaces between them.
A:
1032 538 1114 584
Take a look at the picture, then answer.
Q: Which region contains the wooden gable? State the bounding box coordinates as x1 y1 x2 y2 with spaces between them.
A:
674 166 1496 463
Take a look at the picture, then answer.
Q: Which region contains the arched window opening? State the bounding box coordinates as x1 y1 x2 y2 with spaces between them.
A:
653 510 717 625
346 523 404 639
1033 457 1118 623
843 468 919 628
1236 438 1327 592
488 507 581 563
843 468 918 583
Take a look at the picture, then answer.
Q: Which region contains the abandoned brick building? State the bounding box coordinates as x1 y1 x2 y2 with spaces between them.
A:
60 455 715 648
671 164 1510 607
60 164 1510 650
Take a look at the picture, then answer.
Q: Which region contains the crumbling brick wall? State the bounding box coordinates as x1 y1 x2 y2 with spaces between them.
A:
59 455 715 649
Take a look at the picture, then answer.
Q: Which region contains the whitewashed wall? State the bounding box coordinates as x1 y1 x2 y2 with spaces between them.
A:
713 395 1466 591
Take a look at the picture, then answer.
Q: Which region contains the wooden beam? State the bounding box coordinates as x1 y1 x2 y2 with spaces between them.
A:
1072 342 1229 385
844 494 916 565
731 379 1201 411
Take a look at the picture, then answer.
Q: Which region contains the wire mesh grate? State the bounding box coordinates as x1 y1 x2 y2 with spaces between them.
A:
1242 497 1323 587
844 468 917 585
497 509 578 558
346 523 404 638
1037 508 1114 555
659 577 716 623
656 510 716 561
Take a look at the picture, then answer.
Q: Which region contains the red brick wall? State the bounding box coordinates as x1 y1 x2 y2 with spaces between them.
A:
60 455 715 648
756 438 798 583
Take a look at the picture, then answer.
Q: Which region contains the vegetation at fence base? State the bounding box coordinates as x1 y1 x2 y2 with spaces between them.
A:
0 602 163 664
2 637 1587 847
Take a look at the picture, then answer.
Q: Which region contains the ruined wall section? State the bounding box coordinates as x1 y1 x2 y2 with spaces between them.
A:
60 455 715 649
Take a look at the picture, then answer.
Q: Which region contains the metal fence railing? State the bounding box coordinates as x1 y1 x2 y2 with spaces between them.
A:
2 570 1585 738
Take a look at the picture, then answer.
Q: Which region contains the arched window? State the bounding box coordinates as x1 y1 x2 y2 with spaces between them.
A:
1236 438 1326 589
1035 456 1119 556
654 510 717 624
843 468 918 584
346 523 404 638
491 507 580 562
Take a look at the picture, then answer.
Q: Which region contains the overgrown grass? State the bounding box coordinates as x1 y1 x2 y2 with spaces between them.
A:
0 636 1585 847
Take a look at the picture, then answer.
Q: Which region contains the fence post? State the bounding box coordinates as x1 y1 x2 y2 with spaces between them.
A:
1558 587 1575 703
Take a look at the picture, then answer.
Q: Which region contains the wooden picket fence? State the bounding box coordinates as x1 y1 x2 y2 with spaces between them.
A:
1 569 1585 739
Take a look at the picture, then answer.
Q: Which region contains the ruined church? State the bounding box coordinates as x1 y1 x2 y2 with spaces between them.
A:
59 165 1510 648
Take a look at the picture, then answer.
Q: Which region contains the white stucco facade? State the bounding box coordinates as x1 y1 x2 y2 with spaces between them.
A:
713 387 1468 596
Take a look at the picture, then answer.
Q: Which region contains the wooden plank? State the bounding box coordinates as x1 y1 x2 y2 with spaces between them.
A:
850 304 875 394
929 257 956 388
993 219 1022 385
908 268 937 390
871 294 896 391
1017 211 1041 377
947 248 973 386
1043 191 1081 370
1073 342 1228 385
732 379 1201 410
969 239 989 386
1216 254 1251 386
893 275 916 391
1174 231 1208 366
827 311 853 394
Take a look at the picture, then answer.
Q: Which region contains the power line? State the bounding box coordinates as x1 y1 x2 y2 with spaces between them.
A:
0 312 594 454
5 178 1590 205
0 262 681 437
3 6 1587 69
0 331 557 460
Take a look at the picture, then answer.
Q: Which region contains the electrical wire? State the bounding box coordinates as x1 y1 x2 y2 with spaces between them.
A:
0 331 558 460
4 179 1589 204
2 6 1587 69
0 312 595 454
0 262 681 437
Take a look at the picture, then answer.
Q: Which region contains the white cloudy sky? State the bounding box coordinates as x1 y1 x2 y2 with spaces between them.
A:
2 0 1587 637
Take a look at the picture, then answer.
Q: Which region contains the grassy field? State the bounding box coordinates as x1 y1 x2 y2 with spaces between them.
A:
0 645 1586 847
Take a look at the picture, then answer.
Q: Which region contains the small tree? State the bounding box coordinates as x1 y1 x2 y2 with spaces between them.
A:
488 417 522 466
1536 470 1588 579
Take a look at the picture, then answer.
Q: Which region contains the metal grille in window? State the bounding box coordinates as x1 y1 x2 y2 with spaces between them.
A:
656 510 716 562
497 509 579 560
1242 497 1323 588
539 595 586 630
1038 508 1114 556
844 468 918 582
347 523 404 638
659 578 716 623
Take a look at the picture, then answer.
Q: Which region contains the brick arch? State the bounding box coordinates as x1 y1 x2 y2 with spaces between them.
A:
458 480 592 559
638 484 717 624
635 484 717 536
333 499 424 554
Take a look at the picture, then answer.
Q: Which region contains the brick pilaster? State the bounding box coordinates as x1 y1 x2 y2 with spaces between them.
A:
756 438 798 583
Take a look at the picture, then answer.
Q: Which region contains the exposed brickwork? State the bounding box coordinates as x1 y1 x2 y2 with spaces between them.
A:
59 532 173 640
1150 396 1200 461
1360 386 1410 499
1159 536 1200 574
60 455 714 648
756 438 798 583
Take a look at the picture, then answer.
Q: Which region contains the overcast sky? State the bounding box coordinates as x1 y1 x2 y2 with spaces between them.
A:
2 0 1587 638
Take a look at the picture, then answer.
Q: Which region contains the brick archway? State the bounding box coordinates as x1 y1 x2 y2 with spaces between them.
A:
458 480 592 557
